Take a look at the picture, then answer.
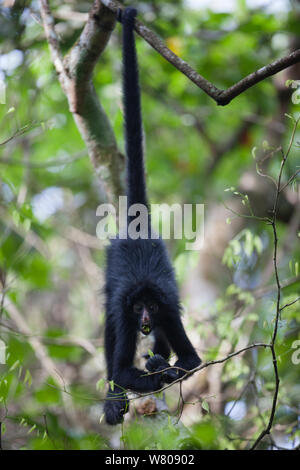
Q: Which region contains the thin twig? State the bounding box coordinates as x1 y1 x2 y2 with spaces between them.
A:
223 201 271 223
126 343 270 399
0 151 86 169
250 117 300 450
280 296 300 312
0 125 35 146
101 0 300 105
44 343 269 404
279 168 300 193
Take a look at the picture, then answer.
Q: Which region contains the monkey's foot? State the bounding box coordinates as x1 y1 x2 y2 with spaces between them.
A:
146 354 178 384
104 392 129 425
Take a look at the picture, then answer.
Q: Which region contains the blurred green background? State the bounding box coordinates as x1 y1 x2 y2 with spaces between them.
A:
0 0 299 450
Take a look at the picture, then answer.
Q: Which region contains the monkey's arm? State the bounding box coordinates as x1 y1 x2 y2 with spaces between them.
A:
104 326 167 425
167 315 201 372
104 359 172 425
112 327 169 392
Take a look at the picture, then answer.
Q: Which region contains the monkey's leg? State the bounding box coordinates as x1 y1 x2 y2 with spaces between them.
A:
104 316 115 381
104 317 130 425
105 325 169 424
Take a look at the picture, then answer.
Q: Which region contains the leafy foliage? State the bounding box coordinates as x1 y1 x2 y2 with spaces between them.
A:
0 0 299 450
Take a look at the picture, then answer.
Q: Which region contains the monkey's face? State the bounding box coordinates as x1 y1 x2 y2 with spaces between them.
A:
133 301 158 335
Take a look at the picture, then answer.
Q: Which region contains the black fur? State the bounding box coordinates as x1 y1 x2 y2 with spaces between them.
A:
103 7 201 425
121 7 147 209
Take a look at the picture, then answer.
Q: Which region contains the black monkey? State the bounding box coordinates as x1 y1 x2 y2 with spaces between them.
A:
103 7 201 426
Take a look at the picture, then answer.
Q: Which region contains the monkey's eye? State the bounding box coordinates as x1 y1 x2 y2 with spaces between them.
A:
148 303 158 313
133 302 143 314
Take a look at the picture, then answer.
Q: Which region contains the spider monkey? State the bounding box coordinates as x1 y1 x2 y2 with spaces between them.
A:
103 7 201 425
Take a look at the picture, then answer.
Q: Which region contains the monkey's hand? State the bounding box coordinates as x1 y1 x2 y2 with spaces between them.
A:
146 354 178 385
104 388 129 425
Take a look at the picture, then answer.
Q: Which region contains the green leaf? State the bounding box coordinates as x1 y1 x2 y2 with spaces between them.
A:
96 378 106 391
28 424 37 434
109 380 114 391
23 218 31 232
24 369 32 387
9 359 20 372
202 400 210 413
12 209 20 227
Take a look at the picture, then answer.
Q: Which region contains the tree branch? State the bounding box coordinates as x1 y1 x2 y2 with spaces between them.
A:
39 0 65 78
101 0 300 106
250 117 300 450
0 151 85 169
39 0 124 202
122 343 270 400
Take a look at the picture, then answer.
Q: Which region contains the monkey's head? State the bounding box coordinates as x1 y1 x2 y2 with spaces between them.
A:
125 283 170 335
132 299 158 335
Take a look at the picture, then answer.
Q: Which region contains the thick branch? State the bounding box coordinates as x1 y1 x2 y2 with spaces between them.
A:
64 0 117 111
39 0 65 78
39 0 124 202
101 0 300 106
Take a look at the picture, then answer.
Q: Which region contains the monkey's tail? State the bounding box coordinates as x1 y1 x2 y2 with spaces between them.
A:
119 8 148 210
